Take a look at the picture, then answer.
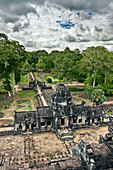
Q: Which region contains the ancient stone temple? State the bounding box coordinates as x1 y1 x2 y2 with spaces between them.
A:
99 117 113 153
71 117 113 170
14 82 106 133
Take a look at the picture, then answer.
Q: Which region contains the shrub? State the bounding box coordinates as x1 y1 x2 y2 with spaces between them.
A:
84 85 103 100
103 82 113 95
0 112 4 118
91 89 106 106
46 78 52 83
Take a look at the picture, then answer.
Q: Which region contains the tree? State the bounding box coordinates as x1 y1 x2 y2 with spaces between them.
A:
28 50 48 66
36 56 45 70
103 76 113 95
81 46 113 87
15 68 21 84
75 49 83 60
91 89 106 106
52 50 77 82
7 40 26 95
0 33 27 95
22 61 31 75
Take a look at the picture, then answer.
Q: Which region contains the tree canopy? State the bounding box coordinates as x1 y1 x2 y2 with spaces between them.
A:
52 49 77 82
1 32 113 99
81 46 113 87
0 33 28 95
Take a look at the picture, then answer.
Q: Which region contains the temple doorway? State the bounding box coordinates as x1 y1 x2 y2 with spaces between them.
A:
61 118 65 126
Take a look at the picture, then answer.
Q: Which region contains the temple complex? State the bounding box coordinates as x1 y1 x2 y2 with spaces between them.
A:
0 73 113 169
14 74 107 134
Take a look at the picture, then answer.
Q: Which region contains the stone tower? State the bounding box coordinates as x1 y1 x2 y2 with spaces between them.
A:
51 83 72 130
51 83 72 106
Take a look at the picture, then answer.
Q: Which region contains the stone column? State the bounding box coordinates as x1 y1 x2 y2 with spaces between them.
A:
90 119 92 125
67 118 70 127
45 122 47 129
14 123 19 131
65 118 67 127
70 117 72 125
82 116 85 124
77 117 79 124
22 123 26 131
29 124 32 130
95 119 97 123
36 120 39 128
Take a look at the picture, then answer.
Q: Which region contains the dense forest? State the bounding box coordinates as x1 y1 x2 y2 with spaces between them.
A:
1 33 113 105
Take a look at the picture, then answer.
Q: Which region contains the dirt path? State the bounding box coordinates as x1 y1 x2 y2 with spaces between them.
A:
0 127 13 131
27 97 35 110
103 101 113 104
0 117 14 120
14 85 21 92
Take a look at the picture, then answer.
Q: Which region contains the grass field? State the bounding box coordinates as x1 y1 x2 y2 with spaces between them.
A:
33 97 38 107
17 90 35 98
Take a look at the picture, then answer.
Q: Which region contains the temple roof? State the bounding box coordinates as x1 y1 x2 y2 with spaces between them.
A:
37 106 53 118
53 83 71 97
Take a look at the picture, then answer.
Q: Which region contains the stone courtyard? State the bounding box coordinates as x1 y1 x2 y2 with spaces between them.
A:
0 126 109 168
0 133 72 166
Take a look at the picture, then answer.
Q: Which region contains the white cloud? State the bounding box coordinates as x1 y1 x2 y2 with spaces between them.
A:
0 1 113 52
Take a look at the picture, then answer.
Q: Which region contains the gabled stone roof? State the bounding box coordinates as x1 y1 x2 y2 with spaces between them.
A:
37 106 53 118
14 111 36 122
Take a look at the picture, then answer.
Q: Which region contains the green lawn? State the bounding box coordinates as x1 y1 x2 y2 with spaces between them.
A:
33 97 38 107
17 90 38 109
17 90 35 98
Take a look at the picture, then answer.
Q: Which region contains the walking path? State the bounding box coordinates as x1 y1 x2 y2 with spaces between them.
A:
0 127 13 131
29 72 48 106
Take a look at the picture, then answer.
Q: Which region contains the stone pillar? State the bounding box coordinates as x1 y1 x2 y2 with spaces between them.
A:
90 119 92 125
70 117 73 125
67 118 69 127
14 123 19 131
95 119 97 123
36 120 39 128
29 124 32 130
77 118 79 124
65 118 67 127
82 116 85 124
22 124 26 131
55 117 58 129
45 122 47 129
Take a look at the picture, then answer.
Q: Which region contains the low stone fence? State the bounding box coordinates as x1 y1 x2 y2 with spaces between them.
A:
0 124 13 128
0 130 14 136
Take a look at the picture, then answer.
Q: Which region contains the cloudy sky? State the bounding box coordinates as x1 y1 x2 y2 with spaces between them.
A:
0 0 113 52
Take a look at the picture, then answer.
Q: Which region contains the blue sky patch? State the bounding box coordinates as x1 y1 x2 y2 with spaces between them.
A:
77 12 80 17
89 12 92 15
54 4 61 11
56 20 75 29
